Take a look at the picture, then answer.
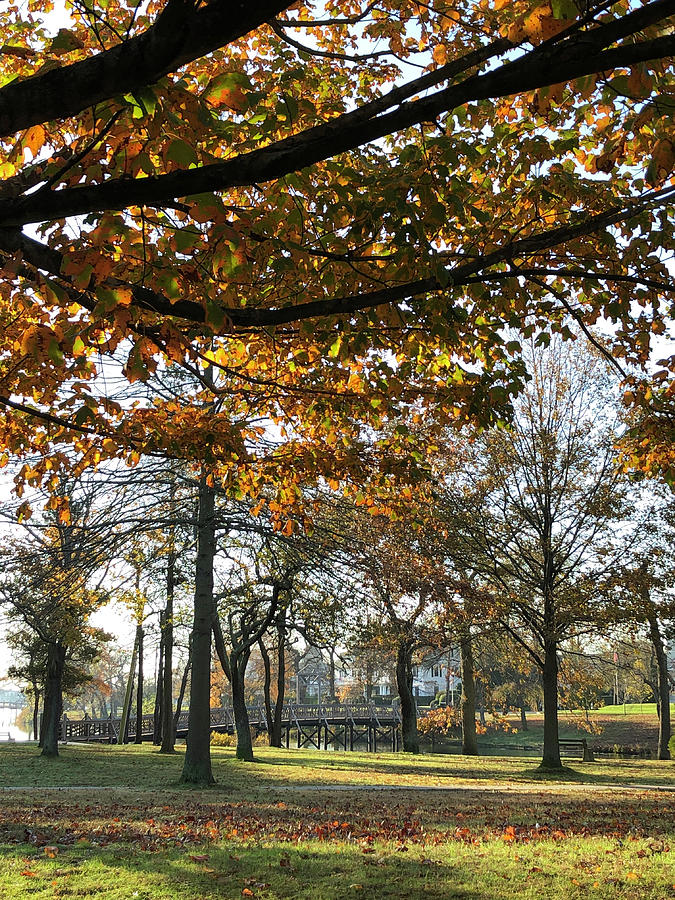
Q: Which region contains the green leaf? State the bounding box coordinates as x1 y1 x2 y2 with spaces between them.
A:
206 301 227 331
74 405 96 426
551 0 577 18
165 138 198 168
49 29 84 55
47 336 64 366
94 286 121 314
203 73 251 111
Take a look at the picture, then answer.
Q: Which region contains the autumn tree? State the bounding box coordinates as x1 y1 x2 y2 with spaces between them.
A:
0 0 674 499
2 0 675 779
7 625 108 743
610 551 674 758
341 512 444 754
480 634 542 730
0 489 113 756
437 338 638 769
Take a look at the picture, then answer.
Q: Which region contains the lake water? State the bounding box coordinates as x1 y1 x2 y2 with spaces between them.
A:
0 707 29 741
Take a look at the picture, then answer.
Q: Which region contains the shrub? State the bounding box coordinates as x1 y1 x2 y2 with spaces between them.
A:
210 731 236 747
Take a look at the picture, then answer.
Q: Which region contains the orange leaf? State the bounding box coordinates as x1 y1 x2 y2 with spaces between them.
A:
23 125 46 158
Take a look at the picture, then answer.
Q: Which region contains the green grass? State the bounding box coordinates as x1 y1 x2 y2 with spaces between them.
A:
1 742 674 789
590 703 675 716
1 743 674 898
466 707 670 752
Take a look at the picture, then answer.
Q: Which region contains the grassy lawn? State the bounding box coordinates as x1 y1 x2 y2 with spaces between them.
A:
592 704 675 716
0 743 673 898
465 707 672 753
1 742 674 790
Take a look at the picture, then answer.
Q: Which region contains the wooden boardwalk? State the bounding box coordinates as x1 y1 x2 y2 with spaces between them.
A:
60 702 403 752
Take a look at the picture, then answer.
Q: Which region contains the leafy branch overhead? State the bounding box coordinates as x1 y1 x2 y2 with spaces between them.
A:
0 0 673 486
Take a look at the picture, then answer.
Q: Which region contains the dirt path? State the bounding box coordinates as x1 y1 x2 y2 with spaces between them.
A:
1 780 674 793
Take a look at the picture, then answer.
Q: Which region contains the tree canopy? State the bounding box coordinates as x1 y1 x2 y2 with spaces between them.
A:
0 0 674 504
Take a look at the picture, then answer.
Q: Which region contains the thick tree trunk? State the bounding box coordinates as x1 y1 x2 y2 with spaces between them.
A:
134 623 144 744
648 612 671 760
396 640 419 754
161 547 176 753
520 706 528 731
540 639 562 769
459 631 478 755
231 652 253 761
181 475 216 785
41 643 66 758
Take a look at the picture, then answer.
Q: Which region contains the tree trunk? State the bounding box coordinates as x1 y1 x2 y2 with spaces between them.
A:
161 546 176 753
520 706 528 731
153 615 164 745
328 648 336 700
173 639 192 733
271 613 286 748
459 631 478 756
118 630 139 744
181 475 216 785
231 652 253 761
648 611 671 760
395 639 419 754
540 639 562 769
134 623 144 744
41 643 66 758
259 637 274 744
32 684 40 742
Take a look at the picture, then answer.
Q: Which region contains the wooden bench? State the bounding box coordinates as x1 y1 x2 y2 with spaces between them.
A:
0 732 15 742
559 738 594 761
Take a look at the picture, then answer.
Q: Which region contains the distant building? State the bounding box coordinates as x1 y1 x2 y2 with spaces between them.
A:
413 649 461 702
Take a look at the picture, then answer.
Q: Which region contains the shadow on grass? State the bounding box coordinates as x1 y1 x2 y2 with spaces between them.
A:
0 842 482 900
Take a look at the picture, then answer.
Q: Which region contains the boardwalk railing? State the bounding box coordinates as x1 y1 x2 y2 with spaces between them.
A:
59 702 402 749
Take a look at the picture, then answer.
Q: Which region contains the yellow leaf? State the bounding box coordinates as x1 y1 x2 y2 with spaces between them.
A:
432 44 447 66
44 846 59 858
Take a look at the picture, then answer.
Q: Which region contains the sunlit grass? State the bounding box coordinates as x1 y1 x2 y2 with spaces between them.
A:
0 742 673 790
1 744 674 899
